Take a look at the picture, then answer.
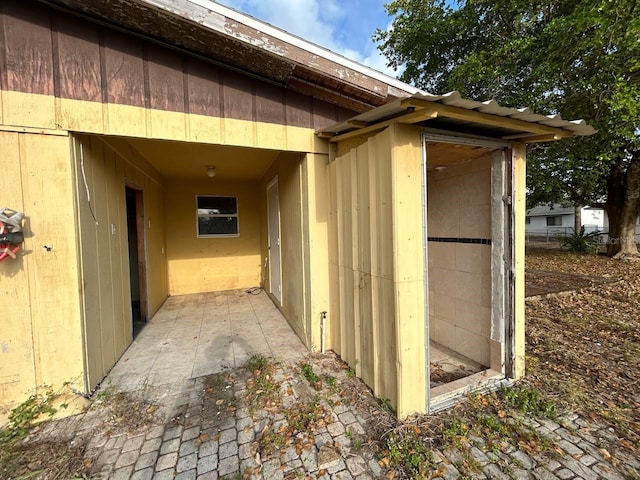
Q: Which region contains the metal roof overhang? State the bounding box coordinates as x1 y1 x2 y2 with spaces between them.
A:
319 92 596 143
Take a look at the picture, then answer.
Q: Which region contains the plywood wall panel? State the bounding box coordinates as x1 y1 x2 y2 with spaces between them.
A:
278 156 306 337
0 132 37 406
74 137 106 388
73 134 168 391
55 15 101 102
327 160 341 352
312 100 338 132
103 30 145 107
329 126 427 417
223 70 254 121
21 134 84 391
285 91 312 129
90 137 117 373
147 45 185 112
2 3 53 95
185 58 222 118
256 83 285 125
0 2 356 139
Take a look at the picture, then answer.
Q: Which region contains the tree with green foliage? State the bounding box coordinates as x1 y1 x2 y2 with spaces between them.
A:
375 0 640 257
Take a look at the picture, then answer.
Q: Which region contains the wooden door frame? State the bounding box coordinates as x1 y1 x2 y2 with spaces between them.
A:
266 176 282 304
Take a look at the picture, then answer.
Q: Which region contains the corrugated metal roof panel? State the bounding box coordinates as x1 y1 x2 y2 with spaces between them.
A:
321 91 596 138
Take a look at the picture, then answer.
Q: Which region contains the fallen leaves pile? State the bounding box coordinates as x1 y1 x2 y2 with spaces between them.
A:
525 249 640 452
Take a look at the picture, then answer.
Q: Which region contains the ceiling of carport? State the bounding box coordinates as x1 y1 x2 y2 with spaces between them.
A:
123 137 282 181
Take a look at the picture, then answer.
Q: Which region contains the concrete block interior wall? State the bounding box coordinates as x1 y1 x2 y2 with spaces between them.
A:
427 154 492 367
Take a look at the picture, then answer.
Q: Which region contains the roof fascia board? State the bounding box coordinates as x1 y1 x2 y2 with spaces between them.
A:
141 0 421 96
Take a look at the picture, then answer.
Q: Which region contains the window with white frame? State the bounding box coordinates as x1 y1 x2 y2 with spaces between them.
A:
196 195 239 237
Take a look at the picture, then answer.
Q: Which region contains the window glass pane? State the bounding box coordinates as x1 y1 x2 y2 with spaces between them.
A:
546 216 561 226
197 196 237 215
198 216 238 236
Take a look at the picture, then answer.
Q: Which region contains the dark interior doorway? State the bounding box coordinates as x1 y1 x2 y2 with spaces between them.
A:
125 186 147 338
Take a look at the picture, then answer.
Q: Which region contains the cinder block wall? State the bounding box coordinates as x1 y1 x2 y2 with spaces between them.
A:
427 155 492 366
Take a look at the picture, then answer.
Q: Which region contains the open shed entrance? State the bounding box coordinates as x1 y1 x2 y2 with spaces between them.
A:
424 135 512 410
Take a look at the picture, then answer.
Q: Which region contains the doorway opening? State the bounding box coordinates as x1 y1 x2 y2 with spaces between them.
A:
125 185 147 338
423 135 511 410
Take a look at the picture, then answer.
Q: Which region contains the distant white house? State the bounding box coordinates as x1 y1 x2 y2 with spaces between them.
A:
525 204 640 241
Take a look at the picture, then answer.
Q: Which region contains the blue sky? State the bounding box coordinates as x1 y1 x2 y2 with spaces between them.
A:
216 0 398 76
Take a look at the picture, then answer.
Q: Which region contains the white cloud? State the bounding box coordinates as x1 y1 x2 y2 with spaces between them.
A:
219 0 399 78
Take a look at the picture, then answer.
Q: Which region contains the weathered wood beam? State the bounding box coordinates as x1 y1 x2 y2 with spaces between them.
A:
401 98 571 137
325 109 438 143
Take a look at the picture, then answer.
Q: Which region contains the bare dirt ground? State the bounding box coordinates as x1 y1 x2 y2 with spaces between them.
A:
525 249 640 452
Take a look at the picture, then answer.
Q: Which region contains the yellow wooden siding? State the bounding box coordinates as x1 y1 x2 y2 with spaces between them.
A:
0 131 84 410
165 179 262 295
73 134 168 390
0 132 37 407
328 125 427 417
300 153 331 351
512 143 526 379
94 137 167 318
259 153 308 342
2 92 328 155
390 125 427 416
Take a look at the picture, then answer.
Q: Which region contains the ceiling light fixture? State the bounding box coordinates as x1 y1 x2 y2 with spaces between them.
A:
206 165 216 178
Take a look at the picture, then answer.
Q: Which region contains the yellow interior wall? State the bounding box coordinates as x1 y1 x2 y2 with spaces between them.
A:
166 179 262 295
328 125 426 418
427 154 493 367
260 153 307 342
73 135 168 390
0 131 84 412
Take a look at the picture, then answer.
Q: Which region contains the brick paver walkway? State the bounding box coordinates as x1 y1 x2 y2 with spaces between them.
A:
30 352 638 479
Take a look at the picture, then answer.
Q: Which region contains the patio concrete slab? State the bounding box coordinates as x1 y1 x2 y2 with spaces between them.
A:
105 290 308 392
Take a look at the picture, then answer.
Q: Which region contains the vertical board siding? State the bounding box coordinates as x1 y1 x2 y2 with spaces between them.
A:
0 132 84 408
222 70 255 121
74 137 104 387
55 14 101 102
146 45 185 112
185 57 222 117
285 90 313 129
329 129 398 403
260 154 308 344
74 134 167 390
0 2 353 135
279 157 306 337
256 83 285 125
0 132 37 405
328 126 427 417
1 3 54 95
103 30 145 107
